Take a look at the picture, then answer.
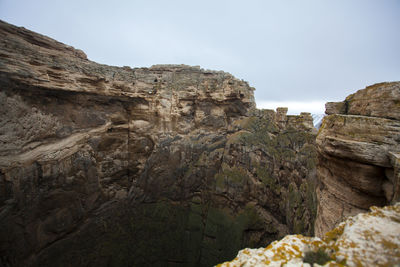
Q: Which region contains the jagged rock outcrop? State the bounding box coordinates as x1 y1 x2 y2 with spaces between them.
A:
217 203 400 267
315 82 400 237
0 20 318 266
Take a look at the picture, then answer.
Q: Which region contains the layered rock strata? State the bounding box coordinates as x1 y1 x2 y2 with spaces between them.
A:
217 203 400 267
0 20 318 266
315 82 400 236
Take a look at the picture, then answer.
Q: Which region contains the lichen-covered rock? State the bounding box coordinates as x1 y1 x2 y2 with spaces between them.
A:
0 20 318 266
325 82 400 120
345 82 400 120
216 203 400 267
315 82 400 237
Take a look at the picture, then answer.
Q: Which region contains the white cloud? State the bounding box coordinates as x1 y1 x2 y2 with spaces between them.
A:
256 100 326 115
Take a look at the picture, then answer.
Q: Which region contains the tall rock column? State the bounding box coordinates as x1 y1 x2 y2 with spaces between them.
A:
315 82 400 236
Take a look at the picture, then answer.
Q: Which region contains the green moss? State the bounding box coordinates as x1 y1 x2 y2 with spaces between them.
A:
83 201 266 267
29 109 321 267
293 219 305 234
224 115 318 237
187 203 203 231
243 120 277 145
304 180 318 232
226 130 252 145
286 182 317 235
299 143 317 170
215 173 225 190
256 165 278 193
197 203 266 266
214 163 249 190
303 249 332 265
241 203 265 230
288 183 301 206
184 164 196 178
231 117 257 130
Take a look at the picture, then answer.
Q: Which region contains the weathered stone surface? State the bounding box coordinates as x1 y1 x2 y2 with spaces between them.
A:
326 82 400 120
217 203 400 267
315 82 400 237
0 20 318 267
390 152 400 206
346 82 400 120
325 101 346 115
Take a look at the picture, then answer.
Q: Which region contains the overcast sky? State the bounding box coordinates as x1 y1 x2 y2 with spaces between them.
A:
1 0 399 114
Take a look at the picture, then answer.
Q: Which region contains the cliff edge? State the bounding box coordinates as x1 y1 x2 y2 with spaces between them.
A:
0 20 317 266
315 82 400 236
217 82 400 267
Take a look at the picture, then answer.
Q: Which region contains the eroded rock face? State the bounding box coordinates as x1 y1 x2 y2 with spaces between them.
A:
217 203 400 267
315 82 400 236
0 20 318 266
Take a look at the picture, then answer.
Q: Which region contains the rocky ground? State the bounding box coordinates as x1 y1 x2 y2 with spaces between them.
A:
217 203 400 266
0 20 318 266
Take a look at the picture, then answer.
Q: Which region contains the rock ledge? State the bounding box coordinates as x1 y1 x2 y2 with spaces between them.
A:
217 203 400 267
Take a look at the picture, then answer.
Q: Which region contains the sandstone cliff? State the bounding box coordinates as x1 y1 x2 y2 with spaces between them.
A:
0 20 317 266
217 203 400 266
315 82 400 236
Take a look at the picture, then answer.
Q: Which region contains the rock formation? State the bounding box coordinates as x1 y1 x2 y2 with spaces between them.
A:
216 81 400 267
315 82 400 236
0 20 318 266
217 203 400 267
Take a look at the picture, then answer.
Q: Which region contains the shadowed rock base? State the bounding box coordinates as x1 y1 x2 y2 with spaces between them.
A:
0 20 318 266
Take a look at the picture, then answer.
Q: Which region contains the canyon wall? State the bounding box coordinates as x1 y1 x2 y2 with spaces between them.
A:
0 20 318 266
315 82 400 236
216 83 400 267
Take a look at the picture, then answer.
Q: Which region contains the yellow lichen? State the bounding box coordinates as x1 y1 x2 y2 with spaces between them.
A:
324 223 345 244
380 238 399 251
262 259 271 265
242 249 250 255
216 204 400 267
